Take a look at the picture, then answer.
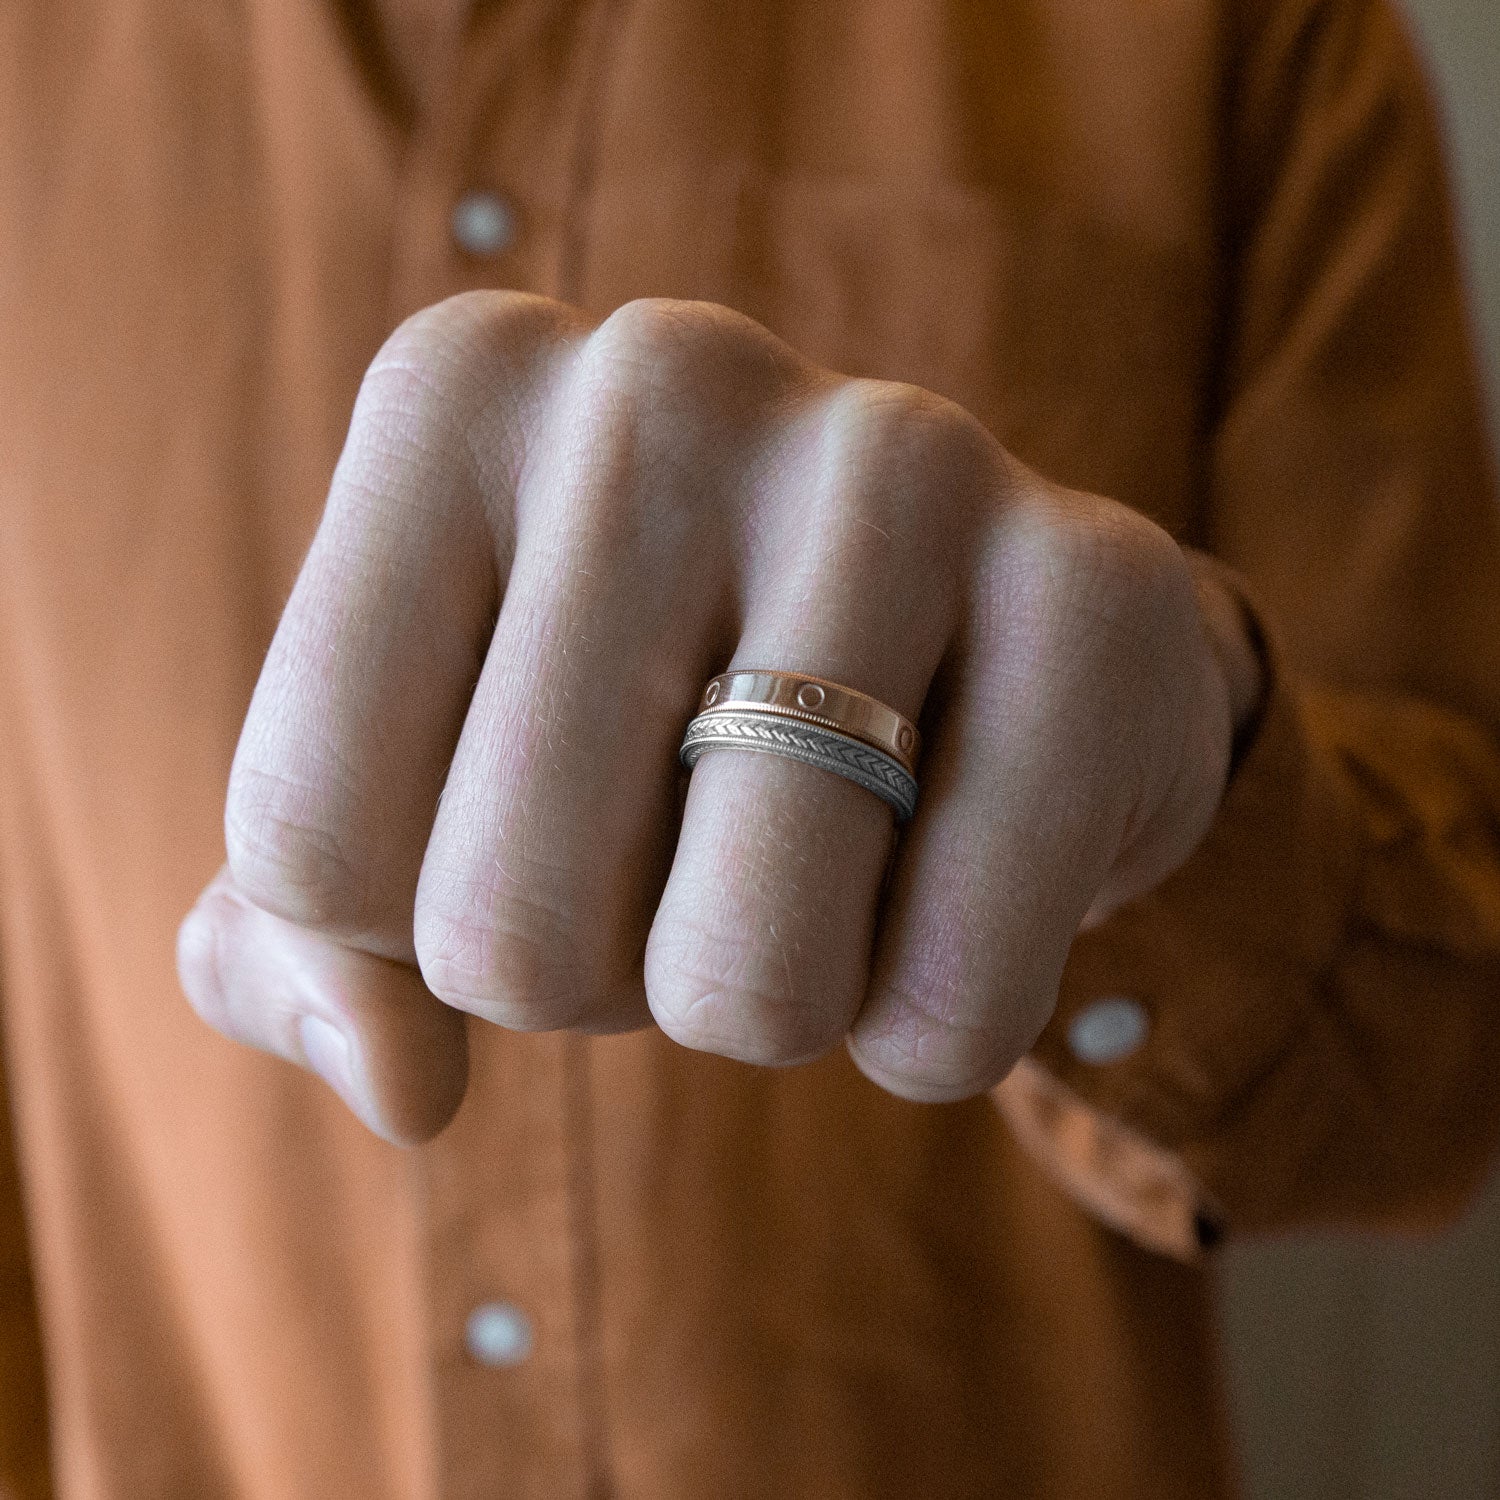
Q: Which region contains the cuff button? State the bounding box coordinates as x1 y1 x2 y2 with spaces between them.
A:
1067 996 1149 1065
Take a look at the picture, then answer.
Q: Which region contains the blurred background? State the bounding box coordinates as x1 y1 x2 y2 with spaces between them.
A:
1219 3 1500 1494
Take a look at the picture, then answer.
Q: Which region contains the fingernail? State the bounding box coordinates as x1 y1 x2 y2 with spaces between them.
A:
298 1015 372 1122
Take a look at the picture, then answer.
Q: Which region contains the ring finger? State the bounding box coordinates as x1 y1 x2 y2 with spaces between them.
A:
645 382 974 1065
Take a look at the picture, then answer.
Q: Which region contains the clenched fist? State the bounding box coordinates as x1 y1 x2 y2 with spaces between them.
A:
177 293 1261 1145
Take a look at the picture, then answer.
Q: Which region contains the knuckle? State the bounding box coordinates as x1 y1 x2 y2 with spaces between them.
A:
810 379 995 551
175 886 293 1054
175 898 231 1033
1013 490 1181 605
587 297 725 380
853 995 1019 1102
997 493 1195 695
223 767 364 930
646 938 845 1067
853 963 1053 1102
825 379 990 476
372 290 573 393
556 299 774 546
413 882 588 1030
1086 504 1183 604
580 298 785 413
359 292 577 470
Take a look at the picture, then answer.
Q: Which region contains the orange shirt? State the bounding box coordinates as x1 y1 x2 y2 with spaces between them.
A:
1 1 1498 1495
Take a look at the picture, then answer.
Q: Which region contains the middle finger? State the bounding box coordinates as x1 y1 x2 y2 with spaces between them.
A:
411 300 803 1033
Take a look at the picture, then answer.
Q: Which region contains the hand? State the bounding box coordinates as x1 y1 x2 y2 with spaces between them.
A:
177 293 1262 1145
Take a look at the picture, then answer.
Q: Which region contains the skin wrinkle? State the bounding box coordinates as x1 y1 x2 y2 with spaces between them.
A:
652 922 847 1065
416 837 639 1028
224 766 366 914
241 556 485 879
649 747 878 1059
969 512 1201 859
550 341 782 546
882 843 1062 1035
858 990 1028 1084
414 529 688 1019
372 295 586 526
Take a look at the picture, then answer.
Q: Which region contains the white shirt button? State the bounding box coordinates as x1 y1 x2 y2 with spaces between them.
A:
451 190 517 257
464 1302 534 1367
1067 996 1150 1065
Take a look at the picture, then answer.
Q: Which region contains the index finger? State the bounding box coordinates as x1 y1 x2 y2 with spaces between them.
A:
224 293 575 957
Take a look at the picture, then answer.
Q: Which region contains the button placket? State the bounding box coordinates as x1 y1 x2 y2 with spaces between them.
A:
386 8 631 1496
418 1027 593 1498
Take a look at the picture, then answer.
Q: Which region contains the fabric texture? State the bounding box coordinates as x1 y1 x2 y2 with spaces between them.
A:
0 0 1496 1495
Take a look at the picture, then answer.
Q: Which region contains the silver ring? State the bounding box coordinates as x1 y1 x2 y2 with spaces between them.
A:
679 708 919 820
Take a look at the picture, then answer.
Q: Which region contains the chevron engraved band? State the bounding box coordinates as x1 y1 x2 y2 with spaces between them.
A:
679 709 919 821
695 670 920 775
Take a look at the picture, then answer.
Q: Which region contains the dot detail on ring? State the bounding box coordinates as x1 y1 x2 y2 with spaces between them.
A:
691 668 920 774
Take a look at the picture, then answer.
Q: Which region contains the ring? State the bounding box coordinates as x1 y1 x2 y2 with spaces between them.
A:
679 671 920 820
693 670 920 774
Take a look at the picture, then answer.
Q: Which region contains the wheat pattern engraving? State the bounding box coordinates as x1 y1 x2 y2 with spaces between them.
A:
680 710 918 820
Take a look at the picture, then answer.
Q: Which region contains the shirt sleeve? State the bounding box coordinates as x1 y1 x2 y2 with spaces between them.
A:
995 0 1500 1261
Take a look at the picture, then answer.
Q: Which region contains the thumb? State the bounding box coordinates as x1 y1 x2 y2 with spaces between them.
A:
177 865 468 1145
